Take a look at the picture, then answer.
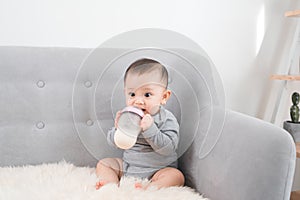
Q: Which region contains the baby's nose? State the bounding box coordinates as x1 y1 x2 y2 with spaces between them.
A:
134 99 144 105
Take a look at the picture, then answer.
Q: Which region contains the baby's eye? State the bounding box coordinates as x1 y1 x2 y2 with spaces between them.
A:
144 93 152 97
129 92 135 97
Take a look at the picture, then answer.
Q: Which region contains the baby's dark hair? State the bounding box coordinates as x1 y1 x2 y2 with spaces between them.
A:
124 58 169 88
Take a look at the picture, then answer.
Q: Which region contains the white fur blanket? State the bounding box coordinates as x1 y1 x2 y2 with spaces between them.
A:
0 162 209 200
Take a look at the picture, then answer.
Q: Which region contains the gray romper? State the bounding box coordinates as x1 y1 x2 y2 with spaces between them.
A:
107 107 179 179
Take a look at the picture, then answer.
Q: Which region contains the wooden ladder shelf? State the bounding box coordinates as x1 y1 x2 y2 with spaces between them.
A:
270 75 300 81
285 10 300 17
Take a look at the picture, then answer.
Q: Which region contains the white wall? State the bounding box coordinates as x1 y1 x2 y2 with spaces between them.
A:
0 0 298 120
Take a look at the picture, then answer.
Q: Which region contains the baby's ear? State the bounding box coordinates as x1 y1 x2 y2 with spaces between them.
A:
161 90 171 105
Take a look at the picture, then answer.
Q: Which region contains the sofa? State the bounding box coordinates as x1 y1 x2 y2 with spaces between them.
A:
0 43 296 200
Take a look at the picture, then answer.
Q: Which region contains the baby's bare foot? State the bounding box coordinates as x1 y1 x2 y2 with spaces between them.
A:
135 182 149 190
95 180 107 190
134 182 143 189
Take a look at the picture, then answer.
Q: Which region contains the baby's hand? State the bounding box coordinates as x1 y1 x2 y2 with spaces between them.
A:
114 111 122 128
140 114 154 131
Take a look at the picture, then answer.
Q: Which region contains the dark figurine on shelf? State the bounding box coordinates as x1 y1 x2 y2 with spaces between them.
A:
290 92 300 123
284 91 300 142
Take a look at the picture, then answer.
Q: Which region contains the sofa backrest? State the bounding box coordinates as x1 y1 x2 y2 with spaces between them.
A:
0 46 224 168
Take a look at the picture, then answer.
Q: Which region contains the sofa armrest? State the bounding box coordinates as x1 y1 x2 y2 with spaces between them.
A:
180 110 296 200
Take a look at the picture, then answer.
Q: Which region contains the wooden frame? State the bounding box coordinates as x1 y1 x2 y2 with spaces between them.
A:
285 10 300 17
270 75 300 81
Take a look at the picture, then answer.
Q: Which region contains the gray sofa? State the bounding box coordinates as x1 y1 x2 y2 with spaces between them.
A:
0 46 296 200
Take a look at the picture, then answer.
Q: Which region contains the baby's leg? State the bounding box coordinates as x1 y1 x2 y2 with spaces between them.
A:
148 167 184 189
95 158 123 189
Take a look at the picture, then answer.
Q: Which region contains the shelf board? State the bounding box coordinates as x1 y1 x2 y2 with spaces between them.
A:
270 75 300 81
285 10 300 17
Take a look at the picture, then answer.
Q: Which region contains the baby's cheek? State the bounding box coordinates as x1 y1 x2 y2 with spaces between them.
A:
126 99 133 106
148 105 160 115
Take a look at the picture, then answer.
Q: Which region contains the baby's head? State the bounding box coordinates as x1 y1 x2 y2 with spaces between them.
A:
124 58 171 115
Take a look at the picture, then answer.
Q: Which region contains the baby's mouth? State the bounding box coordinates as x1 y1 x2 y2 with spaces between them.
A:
140 108 148 114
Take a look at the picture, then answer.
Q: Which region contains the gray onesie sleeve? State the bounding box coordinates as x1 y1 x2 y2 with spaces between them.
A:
142 109 179 156
106 107 179 156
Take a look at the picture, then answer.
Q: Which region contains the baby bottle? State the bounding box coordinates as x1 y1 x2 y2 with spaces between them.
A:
114 106 144 149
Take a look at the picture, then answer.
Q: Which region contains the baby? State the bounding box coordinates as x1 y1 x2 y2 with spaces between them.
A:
96 58 184 189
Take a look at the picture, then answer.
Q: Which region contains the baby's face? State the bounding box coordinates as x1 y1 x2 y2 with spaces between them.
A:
124 70 170 115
